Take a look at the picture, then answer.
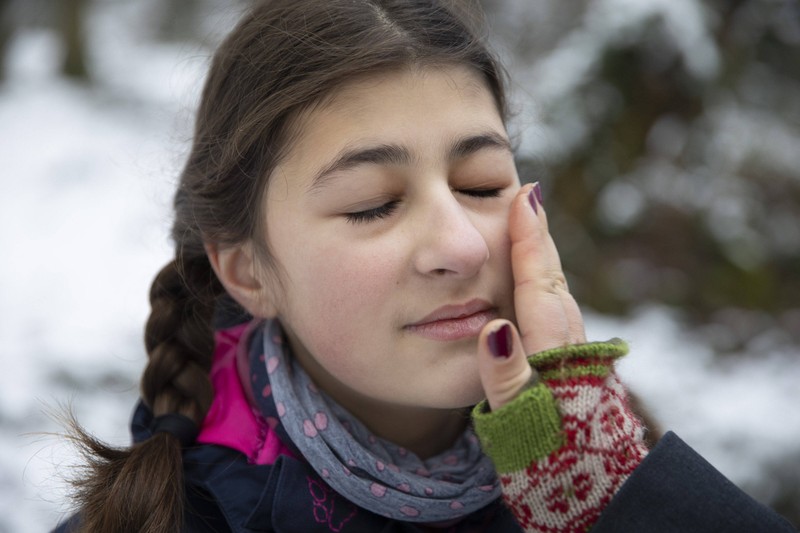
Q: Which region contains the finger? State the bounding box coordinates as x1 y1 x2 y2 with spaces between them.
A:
477 319 535 411
509 183 586 355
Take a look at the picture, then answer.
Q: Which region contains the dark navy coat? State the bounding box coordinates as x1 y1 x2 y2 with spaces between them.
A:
54 401 795 532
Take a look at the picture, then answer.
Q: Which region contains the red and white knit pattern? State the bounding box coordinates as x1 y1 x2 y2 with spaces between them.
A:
500 371 648 533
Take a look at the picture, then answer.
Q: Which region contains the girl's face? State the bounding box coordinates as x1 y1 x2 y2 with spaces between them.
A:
262 65 519 414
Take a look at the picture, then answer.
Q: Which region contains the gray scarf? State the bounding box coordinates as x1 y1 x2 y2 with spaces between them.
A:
261 320 501 523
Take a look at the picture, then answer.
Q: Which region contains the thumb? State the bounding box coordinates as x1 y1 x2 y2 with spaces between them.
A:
477 319 535 411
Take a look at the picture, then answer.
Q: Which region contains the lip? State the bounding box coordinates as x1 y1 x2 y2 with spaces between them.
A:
405 299 497 341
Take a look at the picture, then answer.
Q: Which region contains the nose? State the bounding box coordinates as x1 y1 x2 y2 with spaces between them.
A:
412 191 490 279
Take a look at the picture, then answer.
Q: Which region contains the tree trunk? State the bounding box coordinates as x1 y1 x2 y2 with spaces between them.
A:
0 0 11 81
157 0 198 42
60 0 90 81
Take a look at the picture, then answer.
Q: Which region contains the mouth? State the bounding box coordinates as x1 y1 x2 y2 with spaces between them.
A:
405 299 497 341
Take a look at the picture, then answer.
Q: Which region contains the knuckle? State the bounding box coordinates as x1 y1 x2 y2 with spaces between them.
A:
546 270 569 294
515 270 569 296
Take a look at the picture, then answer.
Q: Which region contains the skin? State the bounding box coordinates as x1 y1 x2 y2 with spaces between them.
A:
209 64 586 458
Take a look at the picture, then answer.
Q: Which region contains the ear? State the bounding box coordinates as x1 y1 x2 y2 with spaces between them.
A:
205 242 279 318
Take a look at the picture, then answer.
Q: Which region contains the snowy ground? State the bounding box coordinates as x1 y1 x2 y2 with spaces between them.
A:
1 4 799 533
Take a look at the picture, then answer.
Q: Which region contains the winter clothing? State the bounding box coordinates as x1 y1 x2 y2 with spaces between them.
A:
257 319 501 523
472 339 649 532
53 320 796 532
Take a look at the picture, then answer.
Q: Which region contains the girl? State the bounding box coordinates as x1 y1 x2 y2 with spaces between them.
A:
55 1 794 532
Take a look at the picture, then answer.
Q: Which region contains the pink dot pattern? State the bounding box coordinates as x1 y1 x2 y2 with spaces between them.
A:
250 319 501 523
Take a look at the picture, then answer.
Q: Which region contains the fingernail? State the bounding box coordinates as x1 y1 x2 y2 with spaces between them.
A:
533 182 543 206
487 323 512 358
527 187 538 215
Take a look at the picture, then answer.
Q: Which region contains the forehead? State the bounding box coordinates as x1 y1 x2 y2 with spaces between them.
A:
273 65 506 183
315 64 495 117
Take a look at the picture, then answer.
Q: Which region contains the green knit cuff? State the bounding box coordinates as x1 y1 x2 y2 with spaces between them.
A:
471 382 563 474
471 340 629 474
532 338 629 381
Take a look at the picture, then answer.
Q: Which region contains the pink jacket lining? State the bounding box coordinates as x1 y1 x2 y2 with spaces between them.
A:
196 320 296 464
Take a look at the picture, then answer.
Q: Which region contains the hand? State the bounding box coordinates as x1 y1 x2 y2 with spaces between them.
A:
478 182 586 410
472 183 648 532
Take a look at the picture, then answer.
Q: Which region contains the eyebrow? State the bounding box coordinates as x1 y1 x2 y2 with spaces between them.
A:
449 131 512 161
308 131 512 192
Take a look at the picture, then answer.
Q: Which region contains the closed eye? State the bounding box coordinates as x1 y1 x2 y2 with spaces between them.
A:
457 188 503 198
345 200 400 224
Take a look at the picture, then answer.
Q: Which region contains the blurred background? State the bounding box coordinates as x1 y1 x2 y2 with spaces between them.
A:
0 0 798 530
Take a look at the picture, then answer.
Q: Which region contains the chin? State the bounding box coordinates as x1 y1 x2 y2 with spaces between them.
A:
460 387 489 408
431 376 487 409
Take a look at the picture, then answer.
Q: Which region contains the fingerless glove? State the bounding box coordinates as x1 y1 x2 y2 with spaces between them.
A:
472 339 649 533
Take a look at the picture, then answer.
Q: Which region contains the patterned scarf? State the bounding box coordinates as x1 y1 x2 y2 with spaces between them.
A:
250 319 501 523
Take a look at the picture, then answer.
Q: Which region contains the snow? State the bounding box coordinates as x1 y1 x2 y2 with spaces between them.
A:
0 17 205 532
1 3 798 532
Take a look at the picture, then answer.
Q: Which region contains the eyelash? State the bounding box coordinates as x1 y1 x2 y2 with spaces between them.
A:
459 187 503 199
345 201 400 224
344 188 503 224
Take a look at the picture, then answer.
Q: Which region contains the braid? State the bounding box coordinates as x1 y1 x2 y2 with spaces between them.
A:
66 251 222 532
65 428 185 533
142 256 218 421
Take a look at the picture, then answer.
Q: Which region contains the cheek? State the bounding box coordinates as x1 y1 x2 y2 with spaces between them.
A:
278 240 404 388
489 219 511 258
280 238 401 342
483 208 516 316
484 210 513 270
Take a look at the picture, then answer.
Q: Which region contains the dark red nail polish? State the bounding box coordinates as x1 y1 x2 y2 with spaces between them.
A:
533 181 543 206
487 323 512 358
528 188 538 214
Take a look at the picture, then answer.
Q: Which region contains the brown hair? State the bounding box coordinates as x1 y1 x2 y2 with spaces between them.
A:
67 0 508 530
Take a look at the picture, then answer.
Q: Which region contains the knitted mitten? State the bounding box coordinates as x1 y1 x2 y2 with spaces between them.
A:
472 339 649 533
